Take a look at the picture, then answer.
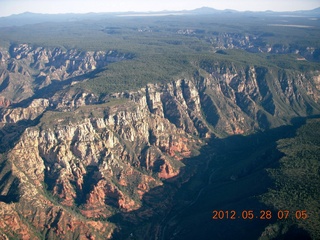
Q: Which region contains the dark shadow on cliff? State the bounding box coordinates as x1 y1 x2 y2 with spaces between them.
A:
0 115 43 153
108 115 319 240
0 177 20 203
0 158 21 203
0 69 107 153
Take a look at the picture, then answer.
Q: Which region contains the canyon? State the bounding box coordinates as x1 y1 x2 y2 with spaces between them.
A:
0 9 319 240
0 42 319 239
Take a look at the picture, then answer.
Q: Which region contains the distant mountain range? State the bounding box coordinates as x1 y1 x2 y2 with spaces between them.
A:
0 7 319 27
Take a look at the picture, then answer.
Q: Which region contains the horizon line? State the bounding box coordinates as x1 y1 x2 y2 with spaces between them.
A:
1 6 319 18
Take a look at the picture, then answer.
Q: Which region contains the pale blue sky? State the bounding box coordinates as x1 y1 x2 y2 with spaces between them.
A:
0 0 319 17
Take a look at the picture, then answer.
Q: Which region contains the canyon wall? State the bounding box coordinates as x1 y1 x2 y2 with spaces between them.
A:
0 44 320 239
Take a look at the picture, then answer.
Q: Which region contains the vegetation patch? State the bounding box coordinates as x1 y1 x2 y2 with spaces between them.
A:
260 119 320 239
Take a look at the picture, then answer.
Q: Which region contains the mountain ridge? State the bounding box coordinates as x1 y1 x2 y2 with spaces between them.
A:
0 43 320 239
0 11 319 239
1 6 319 27
5 6 320 16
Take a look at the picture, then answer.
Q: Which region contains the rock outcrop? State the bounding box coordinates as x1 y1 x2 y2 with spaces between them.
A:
0 44 132 104
0 98 49 123
210 32 320 61
0 42 320 239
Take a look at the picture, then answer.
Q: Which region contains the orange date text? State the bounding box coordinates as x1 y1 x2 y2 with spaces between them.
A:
212 210 308 220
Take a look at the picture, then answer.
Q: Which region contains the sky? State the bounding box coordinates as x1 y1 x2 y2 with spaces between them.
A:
0 0 319 17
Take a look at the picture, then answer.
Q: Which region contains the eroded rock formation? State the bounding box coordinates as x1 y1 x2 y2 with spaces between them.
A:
0 43 320 239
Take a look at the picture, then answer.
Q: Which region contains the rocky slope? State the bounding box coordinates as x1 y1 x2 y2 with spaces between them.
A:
0 43 320 239
207 32 320 61
0 43 132 105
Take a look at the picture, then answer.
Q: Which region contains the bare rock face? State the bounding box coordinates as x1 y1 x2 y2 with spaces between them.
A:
0 81 203 238
0 97 10 108
197 63 320 133
0 44 130 104
210 32 320 62
0 202 36 240
0 98 49 123
0 43 320 239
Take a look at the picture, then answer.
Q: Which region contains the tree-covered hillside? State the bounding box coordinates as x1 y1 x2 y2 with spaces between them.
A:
261 118 320 239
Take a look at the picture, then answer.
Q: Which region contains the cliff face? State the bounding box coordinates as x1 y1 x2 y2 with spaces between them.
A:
0 44 131 104
0 98 49 123
209 32 320 61
0 81 203 239
196 64 320 133
0 43 320 239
